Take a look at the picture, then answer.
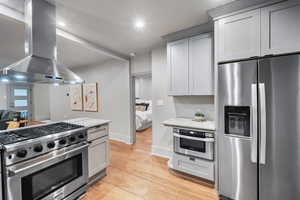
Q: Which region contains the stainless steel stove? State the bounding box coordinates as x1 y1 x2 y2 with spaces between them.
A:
0 122 89 200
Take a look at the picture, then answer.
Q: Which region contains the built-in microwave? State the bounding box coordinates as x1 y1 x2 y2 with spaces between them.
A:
173 128 215 161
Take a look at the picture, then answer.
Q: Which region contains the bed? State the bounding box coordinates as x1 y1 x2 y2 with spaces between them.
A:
136 100 152 131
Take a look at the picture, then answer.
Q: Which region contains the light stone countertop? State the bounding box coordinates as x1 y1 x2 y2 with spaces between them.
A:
162 118 215 131
64 117 111 129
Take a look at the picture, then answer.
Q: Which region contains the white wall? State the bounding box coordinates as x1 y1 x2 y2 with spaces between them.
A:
0 83 50 121
32 84 50 121
131 52 152 75
49 59 132 144
135 76 152 100
151 45 215 158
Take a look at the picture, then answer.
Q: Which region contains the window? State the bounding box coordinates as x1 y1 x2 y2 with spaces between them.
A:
8 85 32 120
14 89 28 96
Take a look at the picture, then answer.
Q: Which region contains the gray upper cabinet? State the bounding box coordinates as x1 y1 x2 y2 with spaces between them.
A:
168 34 214 96
189 34 213 95
261 1 300 56
168 39 189 96
218 9 261 62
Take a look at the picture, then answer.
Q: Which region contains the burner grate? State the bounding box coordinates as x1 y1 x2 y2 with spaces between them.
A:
0 122 84 145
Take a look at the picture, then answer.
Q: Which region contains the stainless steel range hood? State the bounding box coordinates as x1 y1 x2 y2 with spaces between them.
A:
0 0 83 84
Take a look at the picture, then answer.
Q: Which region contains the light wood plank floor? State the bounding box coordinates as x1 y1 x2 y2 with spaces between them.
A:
83 128 218 200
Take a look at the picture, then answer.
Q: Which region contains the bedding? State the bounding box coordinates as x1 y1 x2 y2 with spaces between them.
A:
136 100 152 131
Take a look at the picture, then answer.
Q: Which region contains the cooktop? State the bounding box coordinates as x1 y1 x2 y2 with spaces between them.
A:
0 122 83 145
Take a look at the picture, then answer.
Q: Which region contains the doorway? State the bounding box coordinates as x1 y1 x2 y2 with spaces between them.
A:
132 73 152 151
7 84 32 120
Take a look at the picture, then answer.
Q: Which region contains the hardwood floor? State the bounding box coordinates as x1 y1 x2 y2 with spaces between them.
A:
83 128 218 200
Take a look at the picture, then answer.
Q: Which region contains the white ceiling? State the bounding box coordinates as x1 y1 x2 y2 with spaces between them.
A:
54 0 235 55
0 0 235 68
0 15 110 69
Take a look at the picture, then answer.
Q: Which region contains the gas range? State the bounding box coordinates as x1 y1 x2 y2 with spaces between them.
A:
1 122 89 200
1 122 87 166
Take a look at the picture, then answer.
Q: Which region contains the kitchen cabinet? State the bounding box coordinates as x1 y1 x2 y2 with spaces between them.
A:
86 123 110 181
218 9 261 62
261 1 300 56
88 136 109 178
168 39 189 95
189 34 213 95
172 152 214 181
168 34 214 96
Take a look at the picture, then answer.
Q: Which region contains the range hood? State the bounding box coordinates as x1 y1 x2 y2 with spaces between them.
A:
0 0 83 84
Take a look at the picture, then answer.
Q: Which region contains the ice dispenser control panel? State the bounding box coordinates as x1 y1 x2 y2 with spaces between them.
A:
225 106 250 137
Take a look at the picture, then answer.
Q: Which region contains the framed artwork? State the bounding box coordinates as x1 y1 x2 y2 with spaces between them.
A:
83 83 99 112
70 85 83 111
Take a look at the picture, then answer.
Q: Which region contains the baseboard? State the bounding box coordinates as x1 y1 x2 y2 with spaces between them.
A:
151 145 172 159
109 132 132 144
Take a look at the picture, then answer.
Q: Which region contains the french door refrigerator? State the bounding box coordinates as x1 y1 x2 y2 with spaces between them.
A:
218 54 300 200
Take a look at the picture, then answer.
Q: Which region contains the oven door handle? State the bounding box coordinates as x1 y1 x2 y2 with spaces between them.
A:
7 143 89 177
174 133 215 142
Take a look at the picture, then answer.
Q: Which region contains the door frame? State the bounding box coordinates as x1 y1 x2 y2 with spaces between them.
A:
131 71 152 145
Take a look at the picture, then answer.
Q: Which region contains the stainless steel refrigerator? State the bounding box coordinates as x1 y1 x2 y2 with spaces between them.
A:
218 54 300 200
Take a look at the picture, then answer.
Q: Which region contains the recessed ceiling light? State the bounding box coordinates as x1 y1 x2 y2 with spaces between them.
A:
57 21 66 27
134 19 145 30
53 83 60 86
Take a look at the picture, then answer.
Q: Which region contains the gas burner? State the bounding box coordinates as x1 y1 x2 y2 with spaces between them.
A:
0 133 27 145
0 122 83 145
0 122 87 166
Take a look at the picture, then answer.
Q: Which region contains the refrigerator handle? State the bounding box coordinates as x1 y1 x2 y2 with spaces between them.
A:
259 83 267 165
251 84 258 163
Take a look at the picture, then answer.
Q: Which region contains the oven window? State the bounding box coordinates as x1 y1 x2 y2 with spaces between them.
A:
180 138 206 153
21 154 82 200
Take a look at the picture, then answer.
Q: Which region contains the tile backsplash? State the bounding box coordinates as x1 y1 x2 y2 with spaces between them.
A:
173 96 215 121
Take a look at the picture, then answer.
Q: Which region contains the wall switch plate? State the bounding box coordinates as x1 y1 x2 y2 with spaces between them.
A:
157 99 164 106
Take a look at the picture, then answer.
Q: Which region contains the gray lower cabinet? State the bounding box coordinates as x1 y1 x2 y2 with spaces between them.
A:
88 136 109 178
173 153 214 181
87 124 110 180
261 1 300 56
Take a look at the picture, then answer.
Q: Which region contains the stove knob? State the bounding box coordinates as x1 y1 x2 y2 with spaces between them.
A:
47 142 55 149
78 134 84 139
34 145 43 152
59 139 67 145
16 150 27 158
69 136 76 142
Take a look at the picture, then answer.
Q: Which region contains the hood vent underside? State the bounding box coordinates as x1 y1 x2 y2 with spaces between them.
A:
0 0 83 84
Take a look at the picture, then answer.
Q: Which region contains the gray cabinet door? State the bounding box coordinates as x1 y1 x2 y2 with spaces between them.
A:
88 136 109 178
189 34 214 95
168 39 189 96
218 9 261 62
261 1 300 56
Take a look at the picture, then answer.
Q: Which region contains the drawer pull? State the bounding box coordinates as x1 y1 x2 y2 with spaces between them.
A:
189 157 195 161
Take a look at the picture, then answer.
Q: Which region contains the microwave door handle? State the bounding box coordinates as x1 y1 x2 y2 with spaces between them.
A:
259 83 267 165
251 84 258 163
173 133 215 142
